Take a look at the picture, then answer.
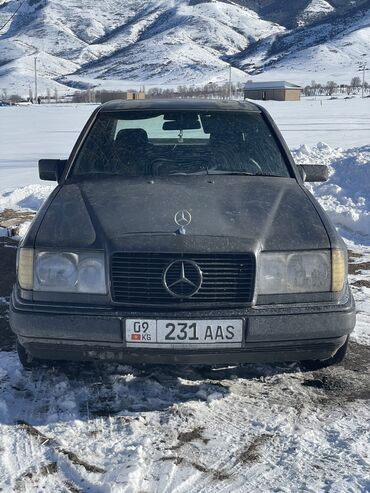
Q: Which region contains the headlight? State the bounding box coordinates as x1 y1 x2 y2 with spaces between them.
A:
78 256 107 294
35 252 78 291
257 250 346 295
19 250 108 294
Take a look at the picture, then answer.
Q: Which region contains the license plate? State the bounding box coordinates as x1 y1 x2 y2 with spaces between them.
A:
125 319 243 348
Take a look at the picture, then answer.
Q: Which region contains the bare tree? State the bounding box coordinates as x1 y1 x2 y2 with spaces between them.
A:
326 81 337 96
310 80 318 95
351 76 362 92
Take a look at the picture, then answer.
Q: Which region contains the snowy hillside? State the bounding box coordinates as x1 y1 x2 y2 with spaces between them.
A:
297 0 335 26
0 0 369 94
72 2 284 86
243 5 370 84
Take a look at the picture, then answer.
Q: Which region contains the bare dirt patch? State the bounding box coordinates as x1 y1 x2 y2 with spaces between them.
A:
16 420 106 474
348 250 364 260
0 209 35 236
301 342 370 402
0 238 17 298
64 481 84 493
351 279 370 288
0 303 15 351
238 434 273 464
348 262 370 275
177 426 209 446
160 455 230 481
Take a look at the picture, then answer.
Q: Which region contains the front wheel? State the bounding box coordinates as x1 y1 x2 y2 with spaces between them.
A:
16 341 42 370
301 336 349 370
300 336 349 371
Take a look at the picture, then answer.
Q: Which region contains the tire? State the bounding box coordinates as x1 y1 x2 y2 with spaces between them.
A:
16 341 70 370
300 336 349 371
16 341 42 370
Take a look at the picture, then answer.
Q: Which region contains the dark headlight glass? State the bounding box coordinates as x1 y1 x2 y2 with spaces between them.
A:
33 251 107 294
258 251 332 295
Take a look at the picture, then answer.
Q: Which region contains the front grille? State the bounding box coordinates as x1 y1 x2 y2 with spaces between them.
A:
111 252 255 305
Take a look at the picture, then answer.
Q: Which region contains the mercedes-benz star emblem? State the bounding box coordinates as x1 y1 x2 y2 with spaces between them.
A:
174 210 192 227
163 260 203 298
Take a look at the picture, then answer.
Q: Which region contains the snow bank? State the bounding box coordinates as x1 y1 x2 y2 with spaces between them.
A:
293 143 370 242
0 184 54 213
0 185 54 237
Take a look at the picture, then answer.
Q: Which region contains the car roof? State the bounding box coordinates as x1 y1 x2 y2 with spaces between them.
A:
99 98 261 113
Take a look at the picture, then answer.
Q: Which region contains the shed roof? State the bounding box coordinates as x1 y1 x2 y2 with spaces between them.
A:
244 81 302 90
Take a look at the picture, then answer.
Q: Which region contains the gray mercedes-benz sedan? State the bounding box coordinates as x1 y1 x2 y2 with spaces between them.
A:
10 99 356 368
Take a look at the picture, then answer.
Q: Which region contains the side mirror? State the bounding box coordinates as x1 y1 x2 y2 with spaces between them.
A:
39 159 68 182
298 164 328 183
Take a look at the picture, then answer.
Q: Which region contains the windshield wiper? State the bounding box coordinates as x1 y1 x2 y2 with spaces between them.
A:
206 170 282 177
168 171 208 176
206 170 255 176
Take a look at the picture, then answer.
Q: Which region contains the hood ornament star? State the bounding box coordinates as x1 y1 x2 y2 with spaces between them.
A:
174 210 192 235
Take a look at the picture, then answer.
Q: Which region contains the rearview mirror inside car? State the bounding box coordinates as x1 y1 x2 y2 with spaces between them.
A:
39 159 68 182
162 114 201 131
163 120 201 131
298 164 328 183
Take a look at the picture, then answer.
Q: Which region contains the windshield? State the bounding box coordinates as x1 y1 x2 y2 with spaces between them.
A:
71 110 291 178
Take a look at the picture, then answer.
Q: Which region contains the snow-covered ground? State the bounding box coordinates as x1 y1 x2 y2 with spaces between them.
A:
0 98 370 492
0 345 369 492
265 98 370 149
0 104 96 192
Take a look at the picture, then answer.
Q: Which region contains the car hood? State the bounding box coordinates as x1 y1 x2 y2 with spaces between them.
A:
35 175 330 251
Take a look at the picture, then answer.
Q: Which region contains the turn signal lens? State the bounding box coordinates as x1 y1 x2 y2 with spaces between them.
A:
332 249 347 292
18 248 34 290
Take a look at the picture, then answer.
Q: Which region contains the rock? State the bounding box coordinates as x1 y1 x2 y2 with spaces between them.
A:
0 209 35 237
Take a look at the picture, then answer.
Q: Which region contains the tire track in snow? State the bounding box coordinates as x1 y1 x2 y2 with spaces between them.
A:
0 346 369 491
155 366 370 493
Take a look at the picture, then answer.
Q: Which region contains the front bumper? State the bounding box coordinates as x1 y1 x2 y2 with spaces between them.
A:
10 287 356 365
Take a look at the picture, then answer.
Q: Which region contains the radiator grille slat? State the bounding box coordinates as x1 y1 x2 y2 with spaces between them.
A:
111 253 255 305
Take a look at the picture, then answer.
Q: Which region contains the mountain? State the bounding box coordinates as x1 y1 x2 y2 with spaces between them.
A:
229 0 369 28
230 0 370 82
0 0 369 96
